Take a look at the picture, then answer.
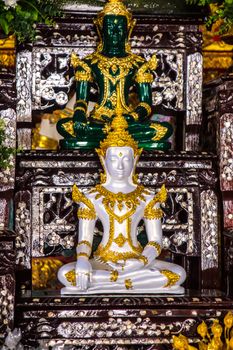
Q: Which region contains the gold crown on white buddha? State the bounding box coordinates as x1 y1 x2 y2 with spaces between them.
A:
96 111 142 158
96 0 133 29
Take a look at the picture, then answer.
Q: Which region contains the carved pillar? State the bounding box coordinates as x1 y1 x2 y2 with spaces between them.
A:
16 49 33 150
0 231 16 338
0 35 17 338
203 75 233 292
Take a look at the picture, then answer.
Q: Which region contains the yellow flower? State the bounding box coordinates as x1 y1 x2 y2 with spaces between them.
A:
211 320 223 338
229 336 233 350
197 321 208 339
173 335 189 350
224 312 233 329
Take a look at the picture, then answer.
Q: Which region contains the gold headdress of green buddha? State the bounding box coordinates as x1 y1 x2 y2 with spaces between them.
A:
96 0 134 29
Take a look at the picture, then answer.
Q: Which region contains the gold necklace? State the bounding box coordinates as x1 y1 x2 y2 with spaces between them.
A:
91 52 144 85
89 184 149 224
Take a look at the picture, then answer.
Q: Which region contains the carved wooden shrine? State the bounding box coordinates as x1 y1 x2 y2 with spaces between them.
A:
0 6 233 349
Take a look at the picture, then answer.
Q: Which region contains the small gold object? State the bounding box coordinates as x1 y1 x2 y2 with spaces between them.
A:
65 269 76 286
138 255 148 266
125 278 133 290
130 112 139 121
32 258 63 290
119 152 123 157
160 269 180 287
110 270 119 282
62 120 76 137
151 123 169 141
113 233 127 247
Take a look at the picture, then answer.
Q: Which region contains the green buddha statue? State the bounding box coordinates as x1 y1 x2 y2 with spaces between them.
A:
57 0 173 150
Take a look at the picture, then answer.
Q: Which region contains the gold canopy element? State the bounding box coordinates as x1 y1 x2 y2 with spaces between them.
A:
96 0 133 29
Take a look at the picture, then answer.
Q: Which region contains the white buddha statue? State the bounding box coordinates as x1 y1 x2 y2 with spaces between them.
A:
58 110 186 294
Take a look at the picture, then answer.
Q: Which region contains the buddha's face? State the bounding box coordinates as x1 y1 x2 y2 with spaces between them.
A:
105 146 134 180
102 15 128 52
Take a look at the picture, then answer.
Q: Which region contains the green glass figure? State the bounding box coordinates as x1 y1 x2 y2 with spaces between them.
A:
57 0 173 150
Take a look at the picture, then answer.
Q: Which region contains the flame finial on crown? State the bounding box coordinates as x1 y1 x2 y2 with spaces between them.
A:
96 0 133 29
96 87 141 157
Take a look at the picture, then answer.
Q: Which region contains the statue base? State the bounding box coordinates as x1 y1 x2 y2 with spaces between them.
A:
61 286 185 295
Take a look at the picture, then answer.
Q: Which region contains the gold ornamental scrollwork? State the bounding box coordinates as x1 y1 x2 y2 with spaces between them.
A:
173 311 233 350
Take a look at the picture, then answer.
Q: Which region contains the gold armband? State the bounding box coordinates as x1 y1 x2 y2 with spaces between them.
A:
135 72 154 84
76 99 88 108
77 252 89 259
74 106 86 113
77 240 92 250
138 102 152 116
147 241 162 255
75 71 93 82
144 207 164 220
78 207 96 220
138 255 149 266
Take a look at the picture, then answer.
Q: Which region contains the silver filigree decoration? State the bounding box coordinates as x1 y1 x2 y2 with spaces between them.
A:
57 317 196 340
0 109 16 191
186 52 203 125
16 50 32 122
32 47 94 110
17 128 32 150
0 275 14 328
133 48 184 110
200 190 219 270
0 199 8 230
220 114 233 191
52 171 100 186
32 187 76 257
15 196 31 268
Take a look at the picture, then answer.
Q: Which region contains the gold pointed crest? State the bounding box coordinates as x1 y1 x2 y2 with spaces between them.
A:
96 0 133 29
96 87 141 157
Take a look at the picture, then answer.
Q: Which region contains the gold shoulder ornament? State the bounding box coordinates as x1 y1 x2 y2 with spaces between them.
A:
144 184 167 220
135 54 157 84
70 52 93 82
72 184 97 220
